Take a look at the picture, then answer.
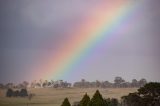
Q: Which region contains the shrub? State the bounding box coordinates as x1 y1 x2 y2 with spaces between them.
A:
19 89 28 97
6 88 13 97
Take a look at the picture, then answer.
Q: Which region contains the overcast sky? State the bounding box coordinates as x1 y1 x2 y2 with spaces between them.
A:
0 0 160 83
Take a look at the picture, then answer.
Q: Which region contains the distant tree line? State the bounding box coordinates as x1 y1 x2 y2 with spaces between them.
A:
0 77 147 89
30 80 71 88
6 88 28 97
61 82 160 106
0 81 29 89
0 80 71 89
73 77 147 88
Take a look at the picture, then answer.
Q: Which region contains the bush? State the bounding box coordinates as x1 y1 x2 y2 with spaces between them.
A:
6 88 13 97
19 89 28 97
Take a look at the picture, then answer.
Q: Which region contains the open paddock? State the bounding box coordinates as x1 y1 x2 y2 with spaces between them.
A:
0 88 137 106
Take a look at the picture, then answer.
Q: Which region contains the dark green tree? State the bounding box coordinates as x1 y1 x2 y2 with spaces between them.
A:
88 90 107 106
80 93 90 106
104 98 119 106
19 89 28 97
104 98 111 106
6 88 13 97
121 82 160 106
138 82 160 105
121 93 142 106
110 98 118 106
61 98 71 106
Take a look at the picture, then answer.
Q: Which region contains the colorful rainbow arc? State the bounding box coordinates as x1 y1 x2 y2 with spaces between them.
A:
35 1 142 81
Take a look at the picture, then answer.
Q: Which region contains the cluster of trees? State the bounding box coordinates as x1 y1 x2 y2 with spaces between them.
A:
61 82 160 106
6 88 28 97
73 77 147 88
30 80 71 88
61 90 119 106
0 81 29 89
121 82 160 106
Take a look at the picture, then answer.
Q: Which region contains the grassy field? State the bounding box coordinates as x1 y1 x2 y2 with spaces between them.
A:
0 88 137 106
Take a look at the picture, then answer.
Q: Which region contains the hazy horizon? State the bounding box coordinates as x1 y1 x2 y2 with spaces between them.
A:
0 0 160 83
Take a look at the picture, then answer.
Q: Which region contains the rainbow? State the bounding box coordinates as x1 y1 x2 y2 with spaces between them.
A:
35 1 143 81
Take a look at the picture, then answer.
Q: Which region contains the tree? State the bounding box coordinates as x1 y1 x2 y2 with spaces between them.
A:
104 98 111 106
13 90 19 97
6 88 13 97
121 82 160 106
61 98 71 106
104 98 119 106
22 81 29 88
121 93 142 106
138 82 160 105
19 89 28 97
88 90 107 106
110 98 119 106
114 77 125 87
80 93 90 106
131 79 138 87
103 81 112 88
138 78 147 87
138 82 160 97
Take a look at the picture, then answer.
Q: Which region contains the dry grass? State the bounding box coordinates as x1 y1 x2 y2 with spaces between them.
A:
0 88 137 106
